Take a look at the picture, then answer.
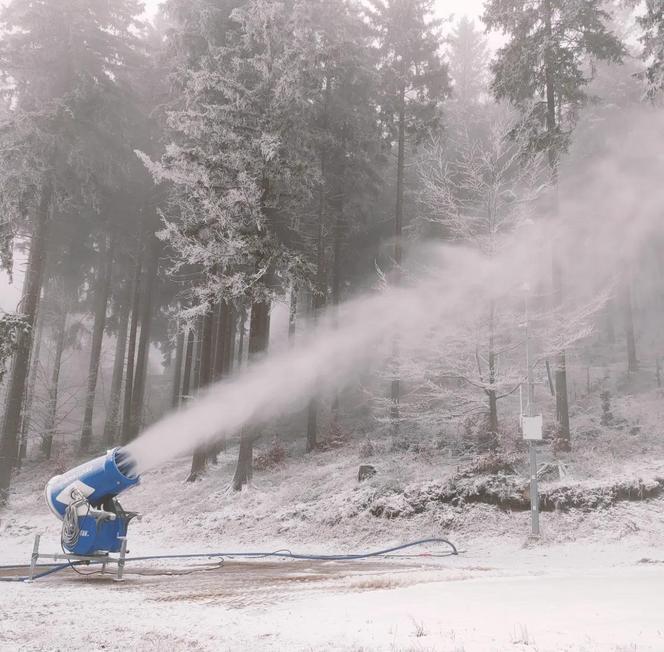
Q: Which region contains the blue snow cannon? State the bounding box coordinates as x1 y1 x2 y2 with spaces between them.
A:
45 448 140 556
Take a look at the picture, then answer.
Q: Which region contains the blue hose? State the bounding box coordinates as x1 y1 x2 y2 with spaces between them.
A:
0 561 88 582
0 538 457 583
127 538 458 562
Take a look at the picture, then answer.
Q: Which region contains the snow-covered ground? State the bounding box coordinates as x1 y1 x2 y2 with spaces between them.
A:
2 434 664 651
2 540 664 651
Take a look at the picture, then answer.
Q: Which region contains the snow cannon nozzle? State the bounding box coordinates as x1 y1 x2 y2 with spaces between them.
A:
114 447 138 480
45 447 140 556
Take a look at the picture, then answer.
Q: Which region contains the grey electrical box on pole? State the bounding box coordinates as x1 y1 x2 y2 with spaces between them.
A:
523 292 541 538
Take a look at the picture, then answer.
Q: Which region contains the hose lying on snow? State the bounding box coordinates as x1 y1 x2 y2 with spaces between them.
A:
0 537 458 582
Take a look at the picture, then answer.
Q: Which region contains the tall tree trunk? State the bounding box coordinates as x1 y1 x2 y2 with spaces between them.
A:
234 435 254 488
214 301 237 455
171 326 185 410
213 303 225 380
544 0 570 451
553 270 570 449
622 279 638 372
0 182 51 498
248 300 270 362
394 82 406 271
288 288 297 341
606 298 616 344
202 308 217 457
188 309 215 479
307 165 327 453
18 301 45 463
226 308 236 376
306 397 319 453
127 239 158 442
80 239 113 452
390 80 407 433
192 316 203 394
213 302 235 380
103 281 132 447
120 246 143 445
486 301 498 451
211 302 233 457
330 162 346 421
237 309 246 368
41 300 68 460
543 0 558 175
331 226 343 307
306 281 326 453
190 320 202 393
232 299 270 491
181 327 195 403
180 326 198 481
487 389 498 442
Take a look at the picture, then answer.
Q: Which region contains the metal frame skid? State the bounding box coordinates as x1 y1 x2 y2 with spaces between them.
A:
27 533 131 582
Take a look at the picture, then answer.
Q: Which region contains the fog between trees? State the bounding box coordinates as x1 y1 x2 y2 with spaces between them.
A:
0 0 662 497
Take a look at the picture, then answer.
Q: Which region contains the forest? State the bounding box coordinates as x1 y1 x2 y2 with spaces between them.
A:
0 0 662 502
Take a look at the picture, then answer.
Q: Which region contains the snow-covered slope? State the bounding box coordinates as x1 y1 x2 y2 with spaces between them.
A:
2 426 664 651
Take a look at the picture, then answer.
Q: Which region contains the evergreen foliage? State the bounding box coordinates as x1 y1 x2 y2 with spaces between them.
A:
483 0 624 153
635 0 664 98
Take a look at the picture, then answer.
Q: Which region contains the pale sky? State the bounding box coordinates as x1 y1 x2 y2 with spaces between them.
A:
144 0 487 22
0 253 25 313
436 0 485 22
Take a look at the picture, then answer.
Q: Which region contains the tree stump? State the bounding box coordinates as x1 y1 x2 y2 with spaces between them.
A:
358 465 376 482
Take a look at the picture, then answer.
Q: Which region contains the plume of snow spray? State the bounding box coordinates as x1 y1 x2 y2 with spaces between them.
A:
126 109 664 474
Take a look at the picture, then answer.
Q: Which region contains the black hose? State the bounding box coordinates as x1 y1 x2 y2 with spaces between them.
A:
126 538 458 562
0 538 458 583
61 499 89 552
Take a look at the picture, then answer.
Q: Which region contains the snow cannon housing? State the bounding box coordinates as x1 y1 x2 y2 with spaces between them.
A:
45 448 140 556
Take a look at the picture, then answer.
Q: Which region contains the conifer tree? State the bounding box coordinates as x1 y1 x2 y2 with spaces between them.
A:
634 0 664 98
448 16 489 108
0 0 144 496
148 0 319 485
365 0 449 432
293 0 384 449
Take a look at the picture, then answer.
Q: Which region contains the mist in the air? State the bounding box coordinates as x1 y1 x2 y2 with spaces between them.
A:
126 106 664 473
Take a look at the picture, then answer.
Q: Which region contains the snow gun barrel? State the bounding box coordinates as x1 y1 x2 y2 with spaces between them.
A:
45 447 139 520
